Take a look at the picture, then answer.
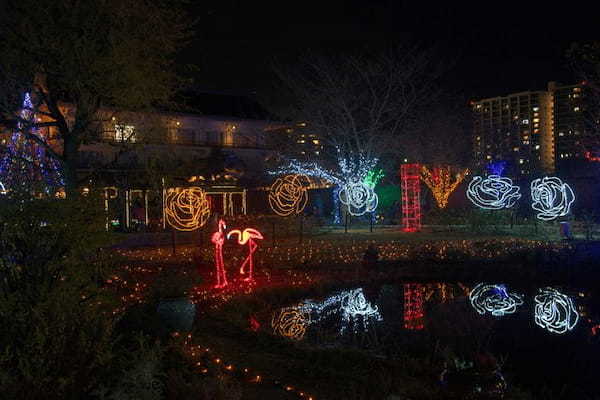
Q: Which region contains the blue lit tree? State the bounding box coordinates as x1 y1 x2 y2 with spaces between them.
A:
0 93 64 195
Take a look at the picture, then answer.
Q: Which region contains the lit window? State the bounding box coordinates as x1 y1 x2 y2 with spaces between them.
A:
533 118 540 123
533 107 539 111
115 125 136 142
315 151 320 155
486 155 491 160
535 145 540 150
312 139 320 144
522 119 529 124
559 132 565 136
513 147 519 151
519 159 524 164
574 107 580 112
297 139 305 144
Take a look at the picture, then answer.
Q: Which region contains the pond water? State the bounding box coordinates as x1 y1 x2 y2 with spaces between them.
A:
268 280 600 398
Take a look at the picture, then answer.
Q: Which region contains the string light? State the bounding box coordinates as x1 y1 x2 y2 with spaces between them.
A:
297 288 382 334
0 92 64 194
0 181 6 194
165 187 211 231
486 160 507 176
211 219 228 288
227 227 264 282
403 283 424 330
363 169 384 188
466 175 521 210
271 305 311 340
268 174 311 216
530 177 575 221
469 283 523 317
420 166 469 209
338 181 378 216
400 164 421 232
534 287 579 334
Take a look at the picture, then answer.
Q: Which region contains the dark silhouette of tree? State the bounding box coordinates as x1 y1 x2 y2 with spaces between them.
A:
0 0 192 194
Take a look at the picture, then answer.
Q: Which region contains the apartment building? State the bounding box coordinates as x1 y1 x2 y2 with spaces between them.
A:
472 81 594 176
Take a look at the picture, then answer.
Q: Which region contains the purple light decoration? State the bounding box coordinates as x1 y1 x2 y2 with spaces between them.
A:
0 93 64 194
486 161 507 176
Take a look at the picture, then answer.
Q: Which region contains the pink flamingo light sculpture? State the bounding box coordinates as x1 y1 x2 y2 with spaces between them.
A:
227 227 264 282
211 219 228 288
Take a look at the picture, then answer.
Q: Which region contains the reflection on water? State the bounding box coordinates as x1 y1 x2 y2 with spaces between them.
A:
271 288 382 339
267 281 595 397
534 287 579 334
403 284 424 330
469 283 524 317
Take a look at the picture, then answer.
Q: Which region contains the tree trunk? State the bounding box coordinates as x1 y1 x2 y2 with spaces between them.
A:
62 135 80 197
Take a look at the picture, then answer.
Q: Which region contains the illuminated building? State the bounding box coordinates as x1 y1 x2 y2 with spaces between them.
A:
472 81 596 177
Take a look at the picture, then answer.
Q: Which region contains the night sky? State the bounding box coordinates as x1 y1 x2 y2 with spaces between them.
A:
185 1 581 103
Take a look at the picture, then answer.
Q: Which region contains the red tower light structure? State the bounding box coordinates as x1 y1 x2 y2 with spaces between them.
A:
403 283 424 330
400 164 421 232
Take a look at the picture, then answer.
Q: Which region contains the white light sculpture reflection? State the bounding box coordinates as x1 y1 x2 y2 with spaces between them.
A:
530 177 575 221
339 181 378 216
466 175 521 210
469 283 523 317
534 287 579 334
0 181 6 194
299 288 382 334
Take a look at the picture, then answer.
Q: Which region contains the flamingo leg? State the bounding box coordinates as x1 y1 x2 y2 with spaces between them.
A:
242 239 257 282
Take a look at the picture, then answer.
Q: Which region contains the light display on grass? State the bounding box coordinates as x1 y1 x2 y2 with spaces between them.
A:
469 283 524 317
403 283 424 330
268 174 311 216
420 166 469 209
0 181 6 195
0 92 64 194
534 287 579 334
227 227 264 282
466 175 522 210
272 151 380 217
271 305 311 340
530 177 575 221
165 187 210 231
211 219 228 288
400 164 421 232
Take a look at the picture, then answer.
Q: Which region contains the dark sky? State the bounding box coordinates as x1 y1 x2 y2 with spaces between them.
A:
186 1 583 102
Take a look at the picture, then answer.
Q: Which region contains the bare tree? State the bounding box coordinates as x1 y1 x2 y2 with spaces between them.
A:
264 46 440 187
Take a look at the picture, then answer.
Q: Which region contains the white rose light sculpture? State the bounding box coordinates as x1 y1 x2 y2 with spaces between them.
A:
467 175 521 209
534 287 579 334
339 181 378 216
530 177 575 221
469 283 524 317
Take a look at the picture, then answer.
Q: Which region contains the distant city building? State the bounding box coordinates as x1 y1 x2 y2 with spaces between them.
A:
472 81 595 177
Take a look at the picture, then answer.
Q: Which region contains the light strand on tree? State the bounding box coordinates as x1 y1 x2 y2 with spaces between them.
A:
420 166 469 209
466 175 521 210
534 287 579 334
530 177 575 221
469 283 523 317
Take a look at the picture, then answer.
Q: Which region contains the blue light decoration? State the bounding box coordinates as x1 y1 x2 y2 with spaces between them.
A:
534 287 579 334
466 175 521 210
272 149 380 217
486 160 507 176
530 177 575 221
0 93 64 194
469 283 524 317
